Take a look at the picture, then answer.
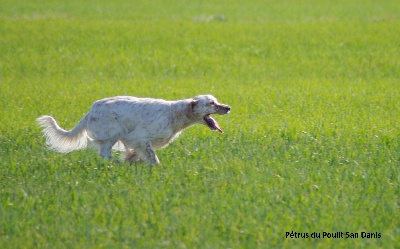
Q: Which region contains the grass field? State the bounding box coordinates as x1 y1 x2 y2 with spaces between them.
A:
1 0 399 248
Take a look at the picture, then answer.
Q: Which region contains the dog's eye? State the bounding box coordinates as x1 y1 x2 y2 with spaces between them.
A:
210 101 215 105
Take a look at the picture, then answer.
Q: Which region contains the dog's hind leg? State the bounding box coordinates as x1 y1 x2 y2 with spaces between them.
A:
99 139 117 160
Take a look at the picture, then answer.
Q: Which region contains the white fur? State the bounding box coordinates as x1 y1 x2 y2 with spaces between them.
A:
37 95 230 165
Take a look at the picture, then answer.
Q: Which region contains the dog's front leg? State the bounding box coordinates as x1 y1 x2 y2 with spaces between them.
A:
124 149 141 164
138 141 160 166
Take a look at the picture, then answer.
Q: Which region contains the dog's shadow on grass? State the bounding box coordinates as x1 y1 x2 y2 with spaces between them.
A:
80 155 157 181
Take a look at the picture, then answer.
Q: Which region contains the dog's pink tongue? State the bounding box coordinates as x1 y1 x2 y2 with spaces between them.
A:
215 123 223 133
210 117 223 133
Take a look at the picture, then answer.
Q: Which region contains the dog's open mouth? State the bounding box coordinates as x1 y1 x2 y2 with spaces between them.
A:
204 115 223 133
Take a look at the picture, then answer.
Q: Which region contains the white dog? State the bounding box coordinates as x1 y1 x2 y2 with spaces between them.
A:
37 95 230 165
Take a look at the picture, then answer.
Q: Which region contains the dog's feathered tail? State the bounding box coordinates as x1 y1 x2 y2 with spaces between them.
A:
37 114 89 153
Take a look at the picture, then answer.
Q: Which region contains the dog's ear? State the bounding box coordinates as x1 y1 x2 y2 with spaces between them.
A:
190 99 198 114
191 99 198 109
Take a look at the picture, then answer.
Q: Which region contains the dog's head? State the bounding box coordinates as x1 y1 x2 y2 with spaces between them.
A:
191 95 231 133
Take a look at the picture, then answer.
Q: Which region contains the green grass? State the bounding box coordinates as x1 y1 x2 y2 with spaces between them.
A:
1 0 399 248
